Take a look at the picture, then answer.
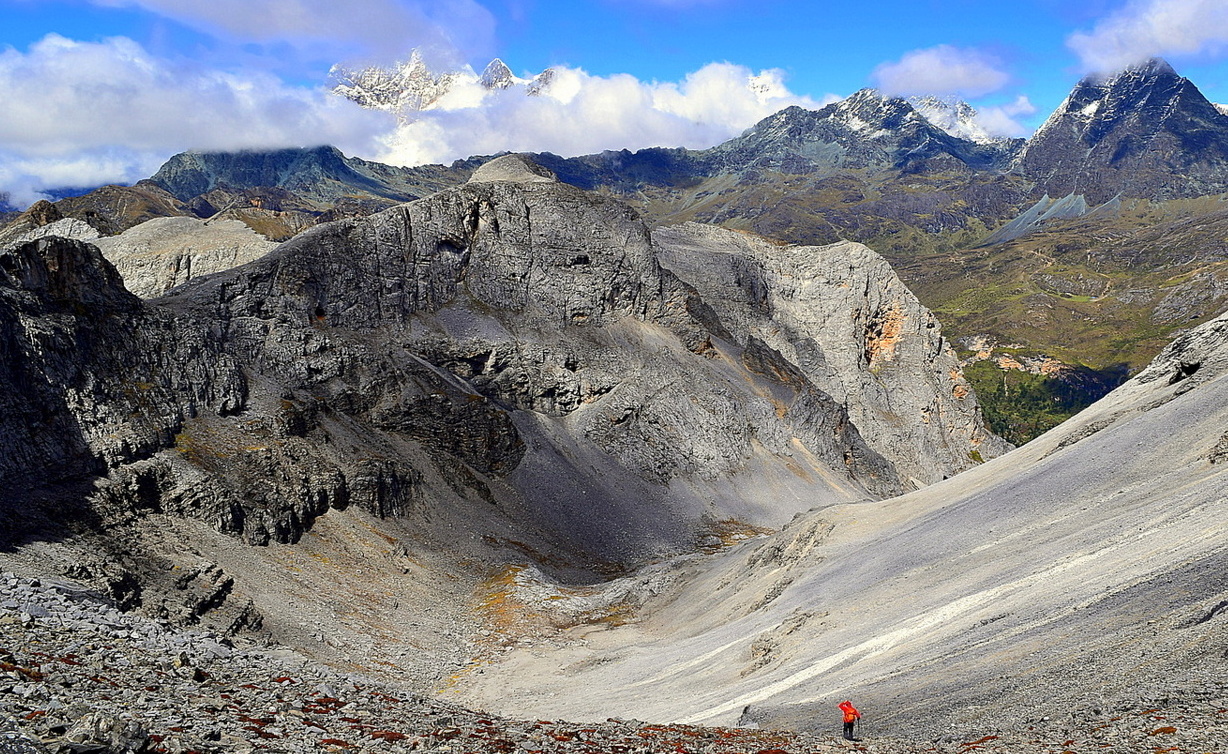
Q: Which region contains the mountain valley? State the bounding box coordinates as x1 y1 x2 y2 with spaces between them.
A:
0 55 1227 754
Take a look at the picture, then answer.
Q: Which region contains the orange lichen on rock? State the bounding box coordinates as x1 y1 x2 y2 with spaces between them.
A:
865 301 907 370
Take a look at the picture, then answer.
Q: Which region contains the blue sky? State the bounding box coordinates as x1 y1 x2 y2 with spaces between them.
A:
2 0 1228 204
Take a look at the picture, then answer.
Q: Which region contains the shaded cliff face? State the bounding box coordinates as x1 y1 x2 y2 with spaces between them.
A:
0 236 246 517
0 160 1003 579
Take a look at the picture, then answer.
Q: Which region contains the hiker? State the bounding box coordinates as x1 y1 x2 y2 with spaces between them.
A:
838 700 861 740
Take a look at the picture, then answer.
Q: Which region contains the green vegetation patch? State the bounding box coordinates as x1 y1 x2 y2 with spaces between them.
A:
965 360 1128 445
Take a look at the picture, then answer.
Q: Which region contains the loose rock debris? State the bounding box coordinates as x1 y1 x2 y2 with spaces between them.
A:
2 573 1226 753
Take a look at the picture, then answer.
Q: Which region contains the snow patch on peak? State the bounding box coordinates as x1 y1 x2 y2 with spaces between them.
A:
1215 103 1228 118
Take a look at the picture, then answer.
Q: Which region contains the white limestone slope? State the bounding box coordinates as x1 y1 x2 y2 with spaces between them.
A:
93 216 278 298
457 311 1228 735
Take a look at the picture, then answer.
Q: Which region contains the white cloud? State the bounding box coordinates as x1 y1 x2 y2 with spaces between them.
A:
375 63 825 167
872 45 1011 98
84 0 497 64
0 34 394 204
975 95 1038 138
1067 0 1228 73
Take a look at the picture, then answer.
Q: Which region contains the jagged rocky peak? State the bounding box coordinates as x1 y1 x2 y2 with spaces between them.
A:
1056 57 1188 124
480 58 515 90
1018 57 1228 201
330 49 455 111
829 88 924 133
715 87 1012 175
331 50 554 112
467 154 557 184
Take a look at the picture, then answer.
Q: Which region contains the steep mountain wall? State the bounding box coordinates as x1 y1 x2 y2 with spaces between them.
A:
654 222 1008 486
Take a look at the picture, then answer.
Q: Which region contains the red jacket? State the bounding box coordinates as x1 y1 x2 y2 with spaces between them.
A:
839 701 861 723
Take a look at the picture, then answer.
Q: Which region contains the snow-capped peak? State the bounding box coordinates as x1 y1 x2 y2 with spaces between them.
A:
907 95 995 143
480 58 516 90
331 51 554 114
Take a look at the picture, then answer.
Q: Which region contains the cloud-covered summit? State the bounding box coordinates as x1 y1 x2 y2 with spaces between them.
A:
0 31 821 207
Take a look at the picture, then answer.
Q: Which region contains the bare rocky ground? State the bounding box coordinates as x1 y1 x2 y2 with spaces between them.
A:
2 566 1225 754
0 571 856 754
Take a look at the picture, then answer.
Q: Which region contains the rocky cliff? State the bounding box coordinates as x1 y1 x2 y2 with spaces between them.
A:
654 223 1008 486
0 156 1002 596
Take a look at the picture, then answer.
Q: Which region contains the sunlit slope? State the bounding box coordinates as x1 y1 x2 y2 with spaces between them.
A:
458 312 1228 736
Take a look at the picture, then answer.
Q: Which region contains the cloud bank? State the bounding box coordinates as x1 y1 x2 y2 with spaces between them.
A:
1068 0 1228 73
975 95 1038 138
872 45 1011 98
0 35 820 207
0 34 394 206
377 63 826 167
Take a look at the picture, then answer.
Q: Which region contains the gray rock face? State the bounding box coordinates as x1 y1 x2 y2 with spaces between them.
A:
92 216 278 298
0 172 1005 576
654 222 1009 486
